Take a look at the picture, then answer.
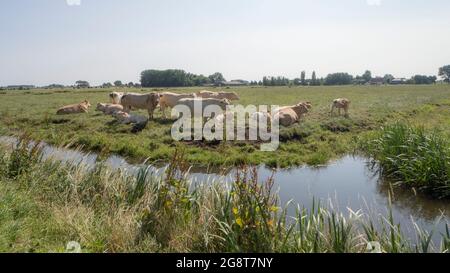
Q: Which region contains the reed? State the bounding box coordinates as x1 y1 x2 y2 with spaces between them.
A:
361 123 450 199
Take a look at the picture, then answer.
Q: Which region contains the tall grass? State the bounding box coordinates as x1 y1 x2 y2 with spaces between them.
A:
360 123 450 199
0 137 448 253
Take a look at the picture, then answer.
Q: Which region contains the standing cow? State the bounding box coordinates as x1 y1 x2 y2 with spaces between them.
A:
196 90 240 101
120 93 160 119
109 92 124 104
331 98 351 117
159 92 197 119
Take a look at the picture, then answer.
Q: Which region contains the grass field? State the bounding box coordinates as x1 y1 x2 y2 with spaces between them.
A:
1 85 450 168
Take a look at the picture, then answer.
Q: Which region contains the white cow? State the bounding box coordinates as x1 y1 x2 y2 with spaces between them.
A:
120 93 160 119
196 90 240 101
96 103 124 115
159 92 197 119
176 98 231 118
331 98 351 117
109 92 124 104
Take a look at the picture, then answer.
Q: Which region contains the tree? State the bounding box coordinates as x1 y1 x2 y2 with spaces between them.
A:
141 69 194 87
208 72 226 85
191 74 210 86
383 74 395 84
127 82 134 87
114 80 123 87
311 71 318 86
439 65 450 83
362 70 372 83
75 80 90 88
301 71 306 86
412 75 437 85
324 73 353 85
102 82 113 88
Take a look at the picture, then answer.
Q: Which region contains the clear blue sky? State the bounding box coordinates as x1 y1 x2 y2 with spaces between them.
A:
1 0 450 86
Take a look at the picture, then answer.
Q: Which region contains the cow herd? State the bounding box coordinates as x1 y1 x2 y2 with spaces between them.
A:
56 90 351 132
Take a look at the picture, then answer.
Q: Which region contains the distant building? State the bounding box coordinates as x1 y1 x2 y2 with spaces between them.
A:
390 78 407 85
215 79 249 87
6 85 35 90
369 77 384 85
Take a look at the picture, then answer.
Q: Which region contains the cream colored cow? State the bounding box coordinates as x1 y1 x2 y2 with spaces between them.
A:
96 103 124 115
196 90 240 101
120 93 160 119
109 92 124 104
273 102 312 127
331 98 351 117
57 100 91 115
159 92 197 118
177 98 231 118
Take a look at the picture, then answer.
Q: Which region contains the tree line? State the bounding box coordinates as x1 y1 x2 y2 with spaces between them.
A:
140 69 226 87
260 66 450 87
6 65 448 90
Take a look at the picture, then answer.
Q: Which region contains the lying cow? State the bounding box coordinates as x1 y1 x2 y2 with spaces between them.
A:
57 100 91 115
273 102 312 127
113 111 149 133
113 111 148 124
96 103 124 115
120 93 160 119
331 98 351 117
109 92 124 104
196 90 240 101
176 98 231 118
159 92 197 118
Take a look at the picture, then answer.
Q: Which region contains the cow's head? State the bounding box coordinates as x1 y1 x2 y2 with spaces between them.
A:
83 100 92 108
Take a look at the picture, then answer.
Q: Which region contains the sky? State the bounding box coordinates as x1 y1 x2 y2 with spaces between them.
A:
1 0 450 86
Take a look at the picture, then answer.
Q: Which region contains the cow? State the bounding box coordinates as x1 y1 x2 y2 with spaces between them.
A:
196 90 240 101
331 98 351 117
113 111 148 124
159 92 197 118
95 103 124 115
113 111 149 133
57 100 91 115
250 111 272 123
120 93 160 119
273 102 312 127
176 98 231 118
109 92 124 104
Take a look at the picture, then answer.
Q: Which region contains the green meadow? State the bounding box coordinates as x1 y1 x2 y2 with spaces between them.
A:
0 84 450 168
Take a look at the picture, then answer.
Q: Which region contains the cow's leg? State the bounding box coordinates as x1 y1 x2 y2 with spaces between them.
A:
148 109 154 120
330 105 335 116
161 104 167 119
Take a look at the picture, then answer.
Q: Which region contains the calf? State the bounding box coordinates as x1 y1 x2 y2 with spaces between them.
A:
331 98 351 117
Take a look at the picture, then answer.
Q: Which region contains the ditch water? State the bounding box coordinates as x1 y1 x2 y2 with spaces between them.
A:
1 136 448 244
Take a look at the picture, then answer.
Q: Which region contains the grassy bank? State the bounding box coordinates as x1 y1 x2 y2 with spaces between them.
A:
360 123 450 199
0 85 449 167
1 138 448 253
